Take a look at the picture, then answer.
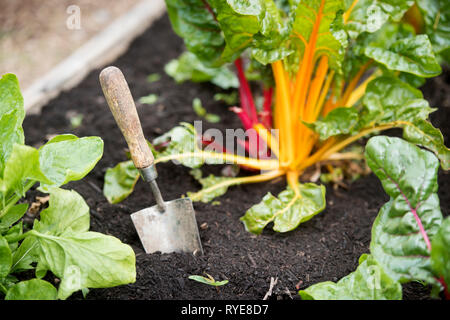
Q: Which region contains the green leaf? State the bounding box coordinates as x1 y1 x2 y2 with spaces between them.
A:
31 188 135 300
192 98 207 117
365 35 442 77
304 107 359 140
38 135 104 191
0 144 49 196
415 0 450 57
0 203 28 234
188 274 229 286
299 254 402 300
103 160 140 204
153 123 204 168
10 236 39 273
187 169 235 202
289 0 347 71
0 235 12 278
34 188 90 234
5 279 57 300
165 0 226 66
0 111 24 179
138 94 158 105
0 74 25 177
403 120 450 170
365 136 443 284
430 217 450 288
346 0 414 38
165 51 238 89
360 76 434 127
240 183 326 234
31 230 136 300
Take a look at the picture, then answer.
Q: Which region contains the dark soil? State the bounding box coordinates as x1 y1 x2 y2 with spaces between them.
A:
22 14 449 300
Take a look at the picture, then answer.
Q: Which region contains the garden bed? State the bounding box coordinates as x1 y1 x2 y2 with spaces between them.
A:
22 14 449 300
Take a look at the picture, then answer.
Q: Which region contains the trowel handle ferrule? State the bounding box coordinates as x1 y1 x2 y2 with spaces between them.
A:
99 66 155 170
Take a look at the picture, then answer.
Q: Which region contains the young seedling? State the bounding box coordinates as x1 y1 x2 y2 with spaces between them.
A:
189 273 229 292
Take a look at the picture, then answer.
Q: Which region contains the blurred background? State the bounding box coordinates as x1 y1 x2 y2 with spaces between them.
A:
0 0 140 89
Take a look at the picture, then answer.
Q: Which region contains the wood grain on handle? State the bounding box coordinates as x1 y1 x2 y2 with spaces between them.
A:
99 66 154 169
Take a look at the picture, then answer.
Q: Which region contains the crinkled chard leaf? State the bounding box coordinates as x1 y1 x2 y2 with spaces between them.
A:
365 136 443 284
402 120 450 170
38 135 104 191
430 217 450 289
305 107 359 140
240 183 326 234
359 76 434 127
365 35 442 77
299 254 402 300
103 160 140 204
0 74 25 177
345 0 414 38
5 279 57 300
165 0 226 67
165 51 239 89
415 0 450 58
30 188 136 300
288 0 347 72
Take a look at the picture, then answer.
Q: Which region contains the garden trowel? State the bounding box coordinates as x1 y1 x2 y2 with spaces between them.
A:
99 66 203 255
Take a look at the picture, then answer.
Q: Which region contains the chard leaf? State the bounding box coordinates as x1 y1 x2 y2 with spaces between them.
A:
345 0 414 38
305 107 359 140
165 51 239 89
38 135 104 191
365 35 442 77
240 183 326 234
403 120 450 170
5 279 57 300
415 0 450 57
165 0 226 66
0 73 25 177
431 217 450 288
0 144 49 196
31 188 136 300
0 235 12 278
366 136 443 284
153 123 204 168
187 169 235 202
360 76 434 127
299 254 402 300
289 0 347 71
103 160 140 204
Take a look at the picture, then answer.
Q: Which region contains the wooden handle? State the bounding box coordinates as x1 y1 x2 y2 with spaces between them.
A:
99 66 154 169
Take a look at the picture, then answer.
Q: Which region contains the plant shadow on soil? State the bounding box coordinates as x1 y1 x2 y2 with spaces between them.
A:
22 15 449 300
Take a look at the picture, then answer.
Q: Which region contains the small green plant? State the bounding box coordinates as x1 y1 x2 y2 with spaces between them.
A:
0 74 136 300
139 93 159 105
189 273 229 287
299 136 449 300
192 98 221 123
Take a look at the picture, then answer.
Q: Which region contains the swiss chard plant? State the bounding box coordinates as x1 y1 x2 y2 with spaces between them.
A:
104 0 449 234
0 74 136 300
299 136 449 300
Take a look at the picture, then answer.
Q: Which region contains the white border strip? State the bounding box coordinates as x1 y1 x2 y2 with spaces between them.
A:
24 0 166 114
